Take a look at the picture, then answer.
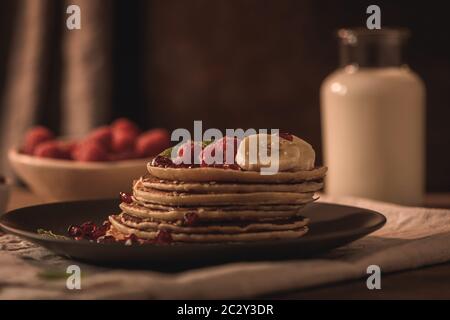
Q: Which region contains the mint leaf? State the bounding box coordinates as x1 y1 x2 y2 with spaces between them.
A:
158 146 173 158
37 229 70 240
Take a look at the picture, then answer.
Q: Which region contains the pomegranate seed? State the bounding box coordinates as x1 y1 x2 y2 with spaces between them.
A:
124 234 139 245
120 192 133 204
67 225 82 237
184 212 199 226
97 235 116 243
126 234 139 242
68 219 174 244
156 230 172 244
91 228 107 240
151 155 174 167
80 221 96 232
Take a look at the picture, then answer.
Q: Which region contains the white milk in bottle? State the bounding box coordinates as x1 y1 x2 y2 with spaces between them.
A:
320 28 425 205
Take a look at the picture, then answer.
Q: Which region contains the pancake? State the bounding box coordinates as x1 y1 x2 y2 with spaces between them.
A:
114 213 310 234
108 215 309 243
134 187 316 206
131 198 307 212
133 180 317 206
103 134 326 244
148 164 327 183
141 175 324 194
120 202 306 222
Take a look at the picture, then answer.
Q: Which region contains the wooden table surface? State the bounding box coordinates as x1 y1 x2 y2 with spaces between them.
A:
5 187 450 299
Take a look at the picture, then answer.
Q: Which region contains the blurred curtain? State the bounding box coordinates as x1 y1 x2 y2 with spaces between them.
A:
0 0 112 176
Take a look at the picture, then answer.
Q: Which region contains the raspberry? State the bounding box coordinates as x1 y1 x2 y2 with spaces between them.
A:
278 132 293 141
173 141 203 165
72 141 108 162
58 141 77 160
201 136 240 166
135 128 171 158
33 141 64 159
22 126 54 155
87 126 112 150
111 129 137 153
111 118 140 136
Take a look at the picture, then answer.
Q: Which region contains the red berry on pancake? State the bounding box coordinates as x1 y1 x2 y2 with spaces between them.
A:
22 126 54 155
278 131 293 141
135 128 171 158
201 136 241 166
173 140 203 165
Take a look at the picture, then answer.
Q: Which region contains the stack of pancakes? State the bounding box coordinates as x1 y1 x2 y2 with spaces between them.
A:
107 164 327 243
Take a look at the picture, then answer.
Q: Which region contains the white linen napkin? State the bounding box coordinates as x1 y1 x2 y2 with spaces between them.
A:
1 196 450 299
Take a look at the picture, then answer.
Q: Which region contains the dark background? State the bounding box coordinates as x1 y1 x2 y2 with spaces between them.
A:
0 0 449 191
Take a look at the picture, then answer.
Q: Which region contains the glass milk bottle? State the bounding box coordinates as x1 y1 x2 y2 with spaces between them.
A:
320 28 425 206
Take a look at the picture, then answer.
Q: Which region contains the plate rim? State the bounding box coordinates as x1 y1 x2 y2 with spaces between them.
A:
0 199 387 249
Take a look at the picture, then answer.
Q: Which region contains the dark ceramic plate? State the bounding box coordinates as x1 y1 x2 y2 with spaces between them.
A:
0 200 386 270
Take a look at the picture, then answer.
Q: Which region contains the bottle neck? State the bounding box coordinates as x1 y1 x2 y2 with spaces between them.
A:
339 42 404 68
338 28 409 68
